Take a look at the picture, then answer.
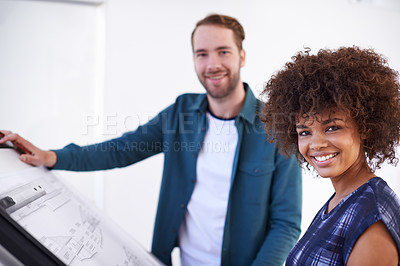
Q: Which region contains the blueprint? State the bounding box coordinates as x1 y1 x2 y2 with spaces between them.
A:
0 167 163 266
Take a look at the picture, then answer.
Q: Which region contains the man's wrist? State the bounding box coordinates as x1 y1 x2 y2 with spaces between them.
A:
45 150 57 168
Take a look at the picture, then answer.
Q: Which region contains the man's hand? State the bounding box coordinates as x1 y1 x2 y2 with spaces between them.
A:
0 130 57 168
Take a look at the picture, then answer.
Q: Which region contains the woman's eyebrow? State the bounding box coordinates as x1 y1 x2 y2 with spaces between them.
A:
296 124 308 129
295 118 344 128
321 118 344 125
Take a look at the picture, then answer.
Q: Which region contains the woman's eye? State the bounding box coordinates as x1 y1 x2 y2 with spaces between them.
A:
298 131 310 136
327 126 340 132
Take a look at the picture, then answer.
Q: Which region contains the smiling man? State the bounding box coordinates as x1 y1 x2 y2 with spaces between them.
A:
192 23 245 107
0 14 302 266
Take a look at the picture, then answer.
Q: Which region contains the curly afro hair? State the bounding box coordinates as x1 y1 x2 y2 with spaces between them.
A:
261 46 400 171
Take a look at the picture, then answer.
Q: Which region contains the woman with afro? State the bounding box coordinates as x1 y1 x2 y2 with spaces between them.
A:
262 46 400 265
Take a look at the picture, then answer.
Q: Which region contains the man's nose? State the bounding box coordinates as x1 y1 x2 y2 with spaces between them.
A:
206 54 222 72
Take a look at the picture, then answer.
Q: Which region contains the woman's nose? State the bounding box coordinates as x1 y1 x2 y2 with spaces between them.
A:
310 133 328 150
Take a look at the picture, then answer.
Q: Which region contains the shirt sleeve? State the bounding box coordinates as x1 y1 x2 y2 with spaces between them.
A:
52 108 166 171
252 151 302 266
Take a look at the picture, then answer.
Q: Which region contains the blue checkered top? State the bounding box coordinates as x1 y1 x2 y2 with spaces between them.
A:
286 177 400 266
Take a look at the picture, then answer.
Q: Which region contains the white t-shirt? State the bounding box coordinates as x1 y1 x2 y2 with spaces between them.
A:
178 112 238 266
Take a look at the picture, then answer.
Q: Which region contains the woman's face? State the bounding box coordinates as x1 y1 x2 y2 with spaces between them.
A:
295 110 365 179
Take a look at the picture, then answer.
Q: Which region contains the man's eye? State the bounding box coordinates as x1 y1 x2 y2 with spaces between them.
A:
197 53 207 57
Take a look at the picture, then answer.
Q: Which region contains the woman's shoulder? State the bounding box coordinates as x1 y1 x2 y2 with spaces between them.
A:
337 177 400 231
342 178 400 264
349 177 400 241
349 177 399 206
364 177 400 210
366 177 400 230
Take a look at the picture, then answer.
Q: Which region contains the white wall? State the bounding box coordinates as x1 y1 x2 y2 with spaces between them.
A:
1 0 400 263
0 0 104 202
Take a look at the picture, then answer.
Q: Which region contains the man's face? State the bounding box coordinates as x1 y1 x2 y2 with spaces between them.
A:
192 25 245 99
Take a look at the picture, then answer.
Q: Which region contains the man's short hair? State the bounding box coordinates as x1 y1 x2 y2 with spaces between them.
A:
191 13 245 51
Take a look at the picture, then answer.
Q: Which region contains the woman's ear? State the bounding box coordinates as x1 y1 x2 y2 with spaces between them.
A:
360 132 368 141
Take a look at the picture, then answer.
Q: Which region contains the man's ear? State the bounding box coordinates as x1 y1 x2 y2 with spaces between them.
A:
240 49 246 68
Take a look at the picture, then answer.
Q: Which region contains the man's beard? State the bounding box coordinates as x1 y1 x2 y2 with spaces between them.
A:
201 69 241 100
